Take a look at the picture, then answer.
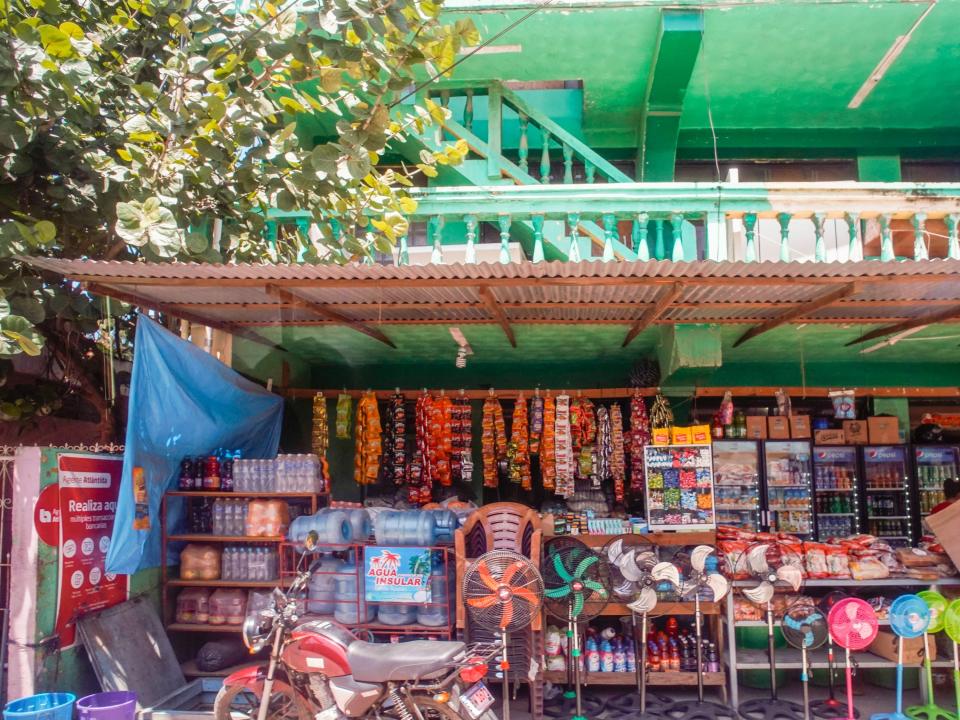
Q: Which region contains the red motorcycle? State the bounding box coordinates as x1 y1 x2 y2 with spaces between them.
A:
214 538 500 720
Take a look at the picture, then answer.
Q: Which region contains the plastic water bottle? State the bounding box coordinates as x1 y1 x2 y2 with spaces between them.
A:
212 499 224 536
613 638 626 672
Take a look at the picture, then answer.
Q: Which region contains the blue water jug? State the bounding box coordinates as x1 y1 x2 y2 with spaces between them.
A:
289 510 351 545
429 510 459 542
376 604 418 626
333 576 375 624
416 575 450 627
346 509 372 542
374 511 437 546
307 555 343 615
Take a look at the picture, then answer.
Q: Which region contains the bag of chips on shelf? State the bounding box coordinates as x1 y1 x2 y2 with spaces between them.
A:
824 544 851 578
718 540 750 579
803 542 829 579
849 556 889 580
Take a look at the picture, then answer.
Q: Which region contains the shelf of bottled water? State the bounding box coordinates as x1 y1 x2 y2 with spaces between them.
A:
233 454 324 493
221 545 279 582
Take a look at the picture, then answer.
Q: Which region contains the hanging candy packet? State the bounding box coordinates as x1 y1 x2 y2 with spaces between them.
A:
336 393 353 439
829 389 856 420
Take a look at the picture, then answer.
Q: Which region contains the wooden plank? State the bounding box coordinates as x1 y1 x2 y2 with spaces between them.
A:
845 302 960 346
733 282 860 347
576 531 716 548
477 286 517 347
264 284 395 348
622 282 683 347
602 601 718 616
235 316 928 328
84 282 283 351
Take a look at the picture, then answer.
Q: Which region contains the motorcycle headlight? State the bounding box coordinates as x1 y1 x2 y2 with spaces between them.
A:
242 610 271 654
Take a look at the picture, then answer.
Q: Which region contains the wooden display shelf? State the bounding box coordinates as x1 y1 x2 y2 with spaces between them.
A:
574 532 716 548
181 660 259 678
166 491 322 498
169 534 285 543
543 670 725 686
602 601 718 616
168 578 282 588
167 623 243 633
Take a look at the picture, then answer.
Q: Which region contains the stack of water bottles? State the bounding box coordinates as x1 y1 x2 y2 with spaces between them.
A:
211 499 248 537
222 546 279 581
233 454 324 493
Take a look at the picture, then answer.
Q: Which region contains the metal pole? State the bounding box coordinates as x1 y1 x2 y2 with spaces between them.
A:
695 593 705 703
768 601 777 699
637 612 647 713
501 629 510 720
801 646 810 720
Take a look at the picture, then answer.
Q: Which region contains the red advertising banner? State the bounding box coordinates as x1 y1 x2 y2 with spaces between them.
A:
54 453 129 648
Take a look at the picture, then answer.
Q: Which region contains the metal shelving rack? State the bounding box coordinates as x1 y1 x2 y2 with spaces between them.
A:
724 576 960 706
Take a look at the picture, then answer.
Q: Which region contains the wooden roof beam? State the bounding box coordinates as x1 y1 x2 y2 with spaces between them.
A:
264 284 395 348
622 281 683 347
734 282 861 348
477 286 517 347
84 283 283 351
845 302 960 346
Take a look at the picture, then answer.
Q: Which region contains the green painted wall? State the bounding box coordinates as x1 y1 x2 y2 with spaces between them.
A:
858 155 903 182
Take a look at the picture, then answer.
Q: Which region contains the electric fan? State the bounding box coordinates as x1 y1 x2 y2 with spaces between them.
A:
782 602 829 720
828 598 880 720
542 537 610 720
871 594 932 720
663 546 732 720
906 590 954 720
738 543 806 720
463 550 545 720
601 539 678 720
943 599 960 720
812 592 856 720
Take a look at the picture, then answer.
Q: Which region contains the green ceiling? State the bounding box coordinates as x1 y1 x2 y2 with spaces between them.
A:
440 1 960 149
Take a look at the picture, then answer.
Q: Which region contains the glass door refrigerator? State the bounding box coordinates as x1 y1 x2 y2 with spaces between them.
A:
861 445 914 546
913 445 959 530
712 440 762 532
763 440 814 537
811 446 861 540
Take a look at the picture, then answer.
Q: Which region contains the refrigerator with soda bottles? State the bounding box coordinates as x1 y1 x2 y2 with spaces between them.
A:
912 445 959 532
861 445 914 547
712 440 762 532
763 440 814 537
811 446 861 540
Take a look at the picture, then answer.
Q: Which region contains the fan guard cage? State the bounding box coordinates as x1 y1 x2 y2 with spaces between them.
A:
602 539 657 602
782 603 829 651
542 536 610 623
828 597 879 651
917 590 948 634
944 599 960 644
463 550 544 633
889 594 931 640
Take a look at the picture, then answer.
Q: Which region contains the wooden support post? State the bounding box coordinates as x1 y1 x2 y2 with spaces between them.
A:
567 213 582 261
733 283 860 348
622 282 683 347
532 214 545 263
478 286 516 347
398 234 409 266
777 212 792 262
585 162 596 184
497 214 512 264
846 303 960 347
743 213 757 262
812 213 826 262
464 214 478 265
634 212 650 261
464 90 474 133
653 218 666 260
912 212 928 260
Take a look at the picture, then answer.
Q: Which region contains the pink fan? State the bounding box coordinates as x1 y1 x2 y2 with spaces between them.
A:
828 598 879 720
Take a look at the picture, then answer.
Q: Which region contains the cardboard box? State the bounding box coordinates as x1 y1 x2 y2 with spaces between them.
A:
790 415 811 439
690 424 711 445
868 416 900 444
926 498 960 572
652 427 671 445
768 416 790 439
671 426 692 445
745 416 768 440
814 429 846 445
843 420 869 445
868 629 935 666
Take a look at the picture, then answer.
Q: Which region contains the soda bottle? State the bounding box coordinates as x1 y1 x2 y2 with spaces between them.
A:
179 458 195 491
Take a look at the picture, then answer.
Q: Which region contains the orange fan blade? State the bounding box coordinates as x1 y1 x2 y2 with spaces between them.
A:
502 560 524 586
468 595 499 609
511 586 540 607
499 600 514 630
477 561 500 592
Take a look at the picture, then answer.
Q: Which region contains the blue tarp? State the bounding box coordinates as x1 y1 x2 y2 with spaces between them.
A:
106 314 283 574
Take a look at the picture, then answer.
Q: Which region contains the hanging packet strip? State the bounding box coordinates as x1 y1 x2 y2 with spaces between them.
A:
596 406 611 483
555 395 574 497
482 395 507 488
628 393 651 495
353 392 381 486
411 394 432 504
541 397 557 491
429 394 454 486
380 393 407 488
510 396 532 490
529 396 544 455
312 394 331 491
336 393 353 439
610 403 626 503
451 397 472 484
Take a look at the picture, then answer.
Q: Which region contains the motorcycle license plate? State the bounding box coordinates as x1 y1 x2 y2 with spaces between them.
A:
460 682 494 719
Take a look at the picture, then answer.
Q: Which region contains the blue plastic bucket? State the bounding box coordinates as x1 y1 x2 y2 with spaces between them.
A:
4 693 76 720
76 692 137 720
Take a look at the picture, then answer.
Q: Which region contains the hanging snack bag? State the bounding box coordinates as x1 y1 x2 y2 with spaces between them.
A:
829 389 856 420
336 393 353 439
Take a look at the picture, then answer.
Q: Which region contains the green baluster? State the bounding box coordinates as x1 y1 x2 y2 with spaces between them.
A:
947 214 960 260
879 213 894 261
845 212 861 262
498 214 512 264
653 218 666 261
670 213 685 262
518 113 529 175
464 90 474 133
532 214 545 263
329 218 341 250
540 129 552 184
601 213 616 262
911 212 928 260
812 213 826 262
429 215 444 264
440 89 450 108
398 234 409 266
743 213 757 263
562 143 574 185
585 162 596 184
567 213 581 262
777 212 792 262
634 212 650 261
464 214 477 265
265 219 278 249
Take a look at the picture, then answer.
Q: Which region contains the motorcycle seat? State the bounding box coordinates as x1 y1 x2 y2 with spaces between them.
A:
348 639 466 683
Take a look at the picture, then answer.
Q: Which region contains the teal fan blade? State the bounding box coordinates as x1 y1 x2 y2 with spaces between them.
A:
545 585 572 599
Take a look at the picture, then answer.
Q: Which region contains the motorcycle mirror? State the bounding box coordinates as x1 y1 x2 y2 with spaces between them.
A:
304 530 319 552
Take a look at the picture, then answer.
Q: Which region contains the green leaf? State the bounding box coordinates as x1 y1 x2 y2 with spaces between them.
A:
0 316 44 357
38 24 74 59
33 220 56 245
186 232 209 254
